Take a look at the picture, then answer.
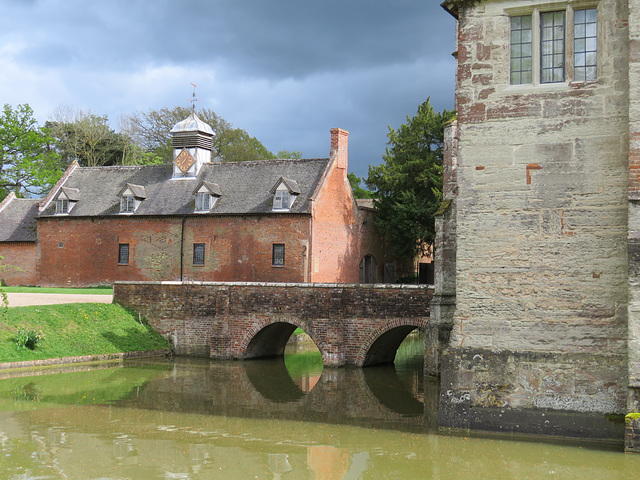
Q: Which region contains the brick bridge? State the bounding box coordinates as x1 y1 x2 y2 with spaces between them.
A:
113 281 442 370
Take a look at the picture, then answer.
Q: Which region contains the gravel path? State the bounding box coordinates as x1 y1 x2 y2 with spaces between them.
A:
6 293 113 307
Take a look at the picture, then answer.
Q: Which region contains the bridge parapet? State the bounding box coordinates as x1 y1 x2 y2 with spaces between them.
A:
114 281 440 369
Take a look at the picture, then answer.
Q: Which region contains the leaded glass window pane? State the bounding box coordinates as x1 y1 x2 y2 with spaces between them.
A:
540 11 565 83
510 15 532 85
574 8 597 81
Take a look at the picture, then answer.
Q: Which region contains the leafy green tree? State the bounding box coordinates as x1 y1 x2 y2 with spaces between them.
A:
47 107 150 167
366 99 455 260
277 150 303 159
348 172 373 199
121 106 276 163
0 104 62 200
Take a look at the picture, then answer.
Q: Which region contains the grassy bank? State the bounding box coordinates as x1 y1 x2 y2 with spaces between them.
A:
0 303 169 364
3 286 113 295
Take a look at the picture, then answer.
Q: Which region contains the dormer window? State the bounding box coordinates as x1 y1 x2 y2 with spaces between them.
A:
54 187 80 215
118 183 146 214
56 197 69 215
273 190 290 210
270 177 300 212
193 181 221 213
120 195 135 213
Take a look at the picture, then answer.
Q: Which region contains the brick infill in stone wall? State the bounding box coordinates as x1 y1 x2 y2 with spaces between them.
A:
0 349 170 373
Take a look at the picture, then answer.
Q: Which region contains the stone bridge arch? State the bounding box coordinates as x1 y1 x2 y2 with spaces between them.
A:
113 281 435 368
356 318 430 367
239 317 327 361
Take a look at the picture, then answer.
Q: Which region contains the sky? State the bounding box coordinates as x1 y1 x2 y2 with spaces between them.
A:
0 0 456 180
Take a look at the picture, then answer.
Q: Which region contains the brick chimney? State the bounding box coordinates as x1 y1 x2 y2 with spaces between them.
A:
330 128 349 170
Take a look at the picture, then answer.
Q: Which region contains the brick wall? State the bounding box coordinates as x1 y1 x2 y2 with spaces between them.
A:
37 214 311 287
0 242 37 285
114 282 434 367
312 129 402 283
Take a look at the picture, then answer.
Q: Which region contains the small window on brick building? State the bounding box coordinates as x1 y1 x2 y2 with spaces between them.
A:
272 244 285 266
193 243 205 265
118 243 130 265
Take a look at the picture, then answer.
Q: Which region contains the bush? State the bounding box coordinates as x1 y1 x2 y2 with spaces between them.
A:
16 328 44 351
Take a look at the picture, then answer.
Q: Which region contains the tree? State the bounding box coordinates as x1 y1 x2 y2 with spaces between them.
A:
47 106 150 167
277 150 303 159
366 99 455 260
348 172 373 199
0 104 62 200
121 106 276 163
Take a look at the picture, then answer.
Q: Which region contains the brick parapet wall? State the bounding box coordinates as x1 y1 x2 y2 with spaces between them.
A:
114 281 434 366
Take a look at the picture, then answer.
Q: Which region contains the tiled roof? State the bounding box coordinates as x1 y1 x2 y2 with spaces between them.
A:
40 158 331 217
0 197 39 242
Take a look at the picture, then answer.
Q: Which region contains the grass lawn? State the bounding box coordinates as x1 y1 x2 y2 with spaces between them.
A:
2 286 113 295
0 303 169 363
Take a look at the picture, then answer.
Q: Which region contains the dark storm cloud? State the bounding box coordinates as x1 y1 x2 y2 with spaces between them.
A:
0 0 456 180
5 0 452 79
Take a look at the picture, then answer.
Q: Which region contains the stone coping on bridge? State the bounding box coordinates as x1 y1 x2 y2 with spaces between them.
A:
114 280 434 290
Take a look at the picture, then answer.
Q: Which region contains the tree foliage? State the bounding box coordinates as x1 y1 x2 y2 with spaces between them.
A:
0 104 62 200
121 106 276 163
47 106 152 167
366 99 455 260
348 172 373 199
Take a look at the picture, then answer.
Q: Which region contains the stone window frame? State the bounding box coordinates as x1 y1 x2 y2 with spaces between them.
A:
118 243 130 265
272 243 285 267
507 2 599 87
193 243 206 266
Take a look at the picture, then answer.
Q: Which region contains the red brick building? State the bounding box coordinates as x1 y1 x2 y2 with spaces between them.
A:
1 114 404 286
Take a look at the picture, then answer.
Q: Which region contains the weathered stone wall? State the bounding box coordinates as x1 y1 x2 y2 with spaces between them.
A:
444 0 630 431
113 281 434 367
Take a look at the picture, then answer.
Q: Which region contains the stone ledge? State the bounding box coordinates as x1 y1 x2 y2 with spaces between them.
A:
0 349 170 372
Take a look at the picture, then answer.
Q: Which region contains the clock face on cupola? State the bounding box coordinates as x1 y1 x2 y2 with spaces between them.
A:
174 148 196 174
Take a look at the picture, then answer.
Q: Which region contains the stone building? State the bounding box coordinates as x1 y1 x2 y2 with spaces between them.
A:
438 0 638 444
0 114 402 287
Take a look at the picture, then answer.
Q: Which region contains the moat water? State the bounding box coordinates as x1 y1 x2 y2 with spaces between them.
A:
1 333 639 479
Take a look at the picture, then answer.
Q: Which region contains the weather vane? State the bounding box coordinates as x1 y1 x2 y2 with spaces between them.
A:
189 83 199 112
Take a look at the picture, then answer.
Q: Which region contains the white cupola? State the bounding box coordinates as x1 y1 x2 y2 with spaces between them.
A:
170 112 215 178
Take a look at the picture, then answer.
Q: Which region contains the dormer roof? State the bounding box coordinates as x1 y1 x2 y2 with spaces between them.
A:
118 183 147 199
270 177 301 195
170 113 214 136
192 181 222 197
60 187 80 201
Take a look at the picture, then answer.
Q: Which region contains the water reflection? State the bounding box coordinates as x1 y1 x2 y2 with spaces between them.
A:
1 337 639 478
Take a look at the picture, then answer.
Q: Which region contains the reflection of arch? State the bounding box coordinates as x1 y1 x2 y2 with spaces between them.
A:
363 365 424 416
357 320 428 367
240 319 326 361
359 254 377 283
243 358 306 403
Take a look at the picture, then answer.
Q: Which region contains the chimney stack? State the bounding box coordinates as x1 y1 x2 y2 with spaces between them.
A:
330 128 349 170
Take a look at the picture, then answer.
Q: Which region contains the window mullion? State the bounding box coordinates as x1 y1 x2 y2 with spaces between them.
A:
566 6 575 82
532 9 541 86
